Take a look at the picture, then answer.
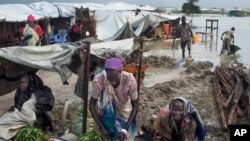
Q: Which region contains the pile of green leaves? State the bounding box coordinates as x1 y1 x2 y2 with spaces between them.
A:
77 131 101 141
14 126 49 141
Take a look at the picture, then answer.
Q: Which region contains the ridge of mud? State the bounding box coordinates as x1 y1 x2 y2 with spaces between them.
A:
137 69 228 141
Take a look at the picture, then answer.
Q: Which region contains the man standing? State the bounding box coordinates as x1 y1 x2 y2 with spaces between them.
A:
89 58 138 141
177 16 194 59
220 27 235 55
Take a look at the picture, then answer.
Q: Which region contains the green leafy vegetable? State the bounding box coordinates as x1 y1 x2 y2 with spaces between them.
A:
14 126 49 141
77 131 101 141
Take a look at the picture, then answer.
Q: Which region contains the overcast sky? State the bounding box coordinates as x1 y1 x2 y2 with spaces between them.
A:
0 0 249 9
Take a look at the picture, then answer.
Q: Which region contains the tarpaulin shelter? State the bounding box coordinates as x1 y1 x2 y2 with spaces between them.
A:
0 4 43 22
104 2 156 11
94 10 134 41
0 44 80 95
0 2 75 48
0 37 137 134
0 43 92 135
28 2 75 18
0 37 135 96
131 12 179 36
53 2 110 12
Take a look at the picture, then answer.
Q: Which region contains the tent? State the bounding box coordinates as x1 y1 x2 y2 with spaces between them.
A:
0 43 93 135
91 38 135 57
53 2 109 12
94 10 127 41
131 12 179 36
0 4 43 22
28 2 74 18
0 38 136 96
104 2 156 11
0 44 80 96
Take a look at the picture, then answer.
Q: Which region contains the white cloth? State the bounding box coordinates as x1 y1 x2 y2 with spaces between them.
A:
0 96 36 140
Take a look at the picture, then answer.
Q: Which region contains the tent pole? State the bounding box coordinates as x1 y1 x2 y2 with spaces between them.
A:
82 42 90 133
137 38 144 96
3 19 6 47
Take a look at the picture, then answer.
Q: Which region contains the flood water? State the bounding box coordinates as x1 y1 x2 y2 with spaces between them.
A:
143 15 250 68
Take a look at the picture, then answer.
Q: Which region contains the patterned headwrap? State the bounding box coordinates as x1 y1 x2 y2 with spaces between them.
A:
104 58 124 71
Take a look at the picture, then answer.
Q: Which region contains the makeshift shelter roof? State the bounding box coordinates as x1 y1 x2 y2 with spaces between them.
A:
28 2 74 18
28 2 61 18
0 44 80 96
104 2 156 11
131 12 179 36
95 10 127 41
0 15 5 21
104 2 137 11
91 38 135 58
53 2 109 11
0 38 135 96
0 4 43 22
94 10 179 41
136 5 156 11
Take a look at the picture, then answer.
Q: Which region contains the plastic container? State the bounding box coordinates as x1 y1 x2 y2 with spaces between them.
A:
193 34 199 44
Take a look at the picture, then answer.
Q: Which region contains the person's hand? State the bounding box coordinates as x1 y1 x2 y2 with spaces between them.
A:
9 106 15 113
118 132 126 141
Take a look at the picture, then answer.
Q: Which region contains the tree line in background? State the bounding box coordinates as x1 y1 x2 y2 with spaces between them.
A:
156 0 250 16
182 0 201 15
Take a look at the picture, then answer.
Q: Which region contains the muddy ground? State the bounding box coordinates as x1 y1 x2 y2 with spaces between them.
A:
0 55 235 141
138 66 228 141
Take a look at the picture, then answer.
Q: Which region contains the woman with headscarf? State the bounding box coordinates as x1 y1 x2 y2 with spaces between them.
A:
153 97 199 141
0 73 54 140
89 58 139 141
23 15 44 46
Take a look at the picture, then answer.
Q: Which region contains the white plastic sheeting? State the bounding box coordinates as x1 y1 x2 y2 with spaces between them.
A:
0 2 74 22
53 2 155 12
131 12 179 36
0 4 44 22
95 10 127 41
104 2 137 11
0 15 5 21
28 2 60 18
28 2 74 18
0 44 77 84
53 2 109 11
95 10 179 40
104 2 155 11
91 38 135 57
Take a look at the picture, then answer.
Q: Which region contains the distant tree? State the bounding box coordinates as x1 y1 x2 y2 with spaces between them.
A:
182 0 201 15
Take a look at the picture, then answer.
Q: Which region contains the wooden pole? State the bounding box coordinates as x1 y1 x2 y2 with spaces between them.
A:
82 42 90 133
3 19 6 47
205 20 208 43
137 38 143 95
216 20 219 47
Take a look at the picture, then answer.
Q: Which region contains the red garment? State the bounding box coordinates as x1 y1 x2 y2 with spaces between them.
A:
18 27 24 36
72 23 84 33
34 25 44 38
72 24 78 33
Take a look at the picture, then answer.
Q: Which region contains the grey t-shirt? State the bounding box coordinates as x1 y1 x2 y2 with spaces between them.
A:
178 23 192 42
